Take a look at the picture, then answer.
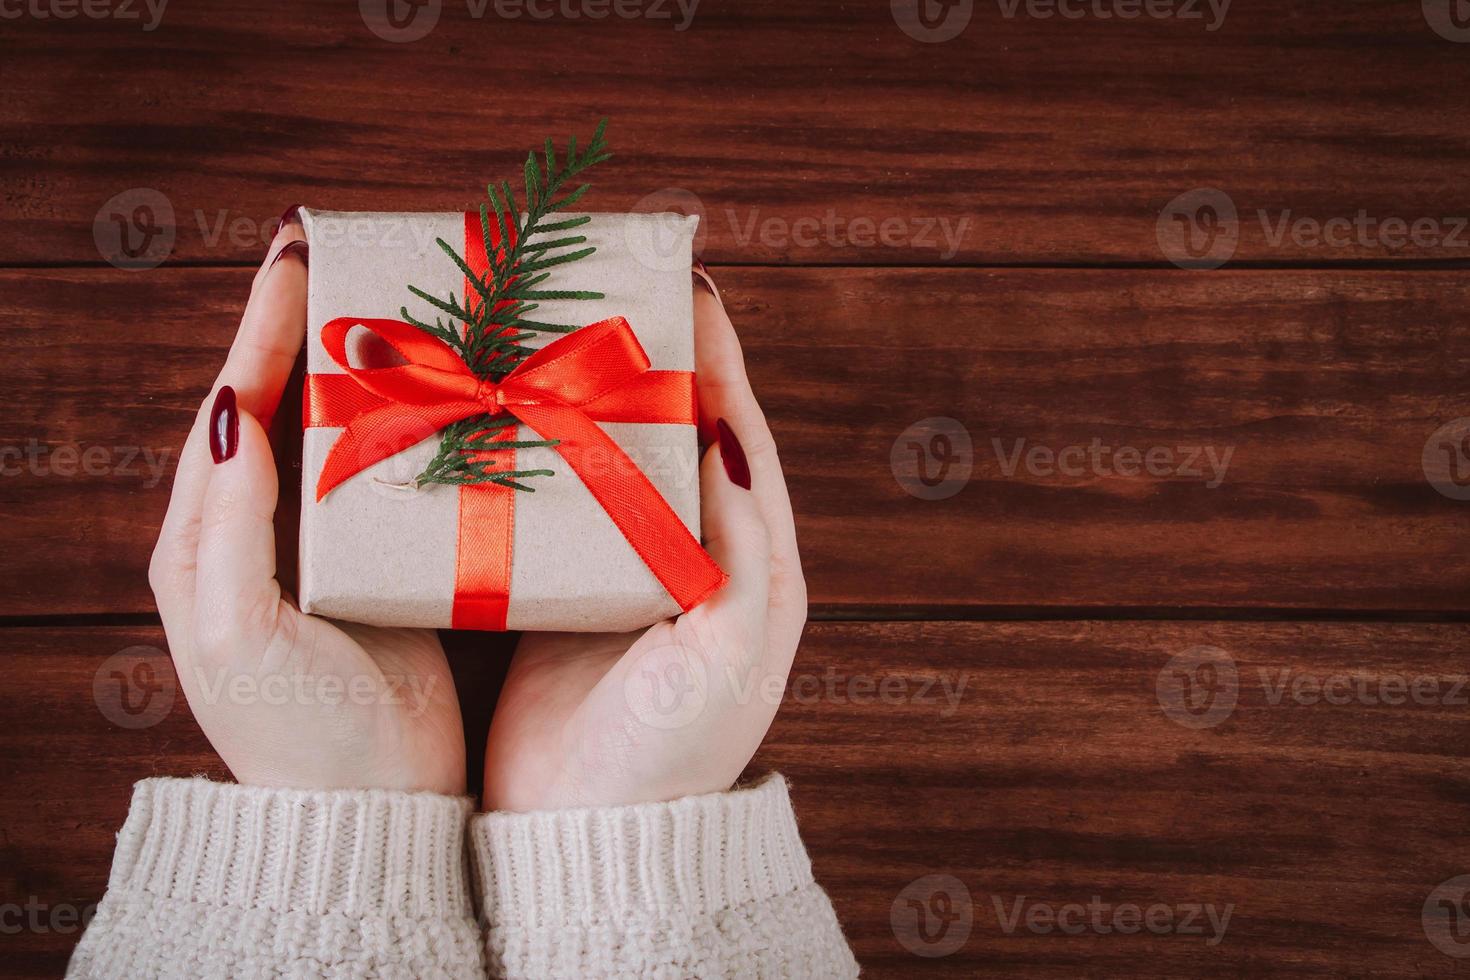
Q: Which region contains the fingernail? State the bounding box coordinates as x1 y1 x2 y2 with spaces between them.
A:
277 205 302 233
716 417 750 490
692 260 722 306
210 385 239 464
269 239 308 272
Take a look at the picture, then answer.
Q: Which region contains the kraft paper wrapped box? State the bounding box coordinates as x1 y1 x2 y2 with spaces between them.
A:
297 208 719 632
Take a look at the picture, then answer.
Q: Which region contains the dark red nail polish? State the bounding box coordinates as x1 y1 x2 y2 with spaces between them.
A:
277 205 302 232
269 239 308 271
210 385 238 464
716 418 750 490
692 260 722 306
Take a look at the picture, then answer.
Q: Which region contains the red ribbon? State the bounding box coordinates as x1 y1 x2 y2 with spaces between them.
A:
303 213 726 629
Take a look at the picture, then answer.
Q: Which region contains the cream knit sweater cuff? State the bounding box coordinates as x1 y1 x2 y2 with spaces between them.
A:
468 774 860 978
67 778 484 979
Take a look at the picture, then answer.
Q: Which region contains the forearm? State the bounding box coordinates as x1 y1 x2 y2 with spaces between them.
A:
67 778 484 980
470 774 858 979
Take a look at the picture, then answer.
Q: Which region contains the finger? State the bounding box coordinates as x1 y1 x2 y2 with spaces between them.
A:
193 406 291 667
692 438 772 662
217 211 309 425
692 269 806 648
251 205 306 297
692 268 798 561
150 218 307 632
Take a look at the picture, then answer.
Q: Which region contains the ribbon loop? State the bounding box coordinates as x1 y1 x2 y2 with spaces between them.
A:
505 317 652 406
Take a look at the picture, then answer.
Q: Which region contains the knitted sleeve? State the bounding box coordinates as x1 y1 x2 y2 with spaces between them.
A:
468 774 860 978
66 777 485 980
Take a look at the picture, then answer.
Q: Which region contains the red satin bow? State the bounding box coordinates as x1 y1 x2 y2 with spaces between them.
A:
306 313 727 628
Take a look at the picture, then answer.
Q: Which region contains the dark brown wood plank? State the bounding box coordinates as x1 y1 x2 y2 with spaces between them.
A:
767 621 1470 976
3 622 1468 977
2 0 1468 266
3 266 1467 617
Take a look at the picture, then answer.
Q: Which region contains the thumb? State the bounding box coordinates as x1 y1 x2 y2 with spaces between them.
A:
194 391 290 660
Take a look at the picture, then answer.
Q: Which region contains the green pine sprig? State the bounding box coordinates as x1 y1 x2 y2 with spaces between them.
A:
400 120 611 491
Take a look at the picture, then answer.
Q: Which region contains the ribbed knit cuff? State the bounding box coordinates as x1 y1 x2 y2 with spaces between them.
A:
469 774 812 927
106 777 475 920
468 774 859 978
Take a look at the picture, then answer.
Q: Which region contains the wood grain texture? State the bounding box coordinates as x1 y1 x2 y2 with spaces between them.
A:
2 621 1467 977
2 266 1466 617
3 0 1468 265
4 3 1465 978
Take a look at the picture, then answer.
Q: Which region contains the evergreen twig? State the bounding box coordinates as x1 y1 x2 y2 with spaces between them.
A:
401 119 611 490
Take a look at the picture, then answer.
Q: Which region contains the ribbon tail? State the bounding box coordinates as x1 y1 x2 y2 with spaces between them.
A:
315 402 477 501
513 404 729 613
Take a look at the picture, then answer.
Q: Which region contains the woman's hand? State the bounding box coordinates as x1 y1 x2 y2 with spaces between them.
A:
482 265 806 811
148 215 466 796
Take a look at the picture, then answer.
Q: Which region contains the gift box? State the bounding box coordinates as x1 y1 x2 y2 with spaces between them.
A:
296 207 725 632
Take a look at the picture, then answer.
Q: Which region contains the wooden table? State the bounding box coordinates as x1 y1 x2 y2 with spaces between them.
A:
3 1 1469 975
